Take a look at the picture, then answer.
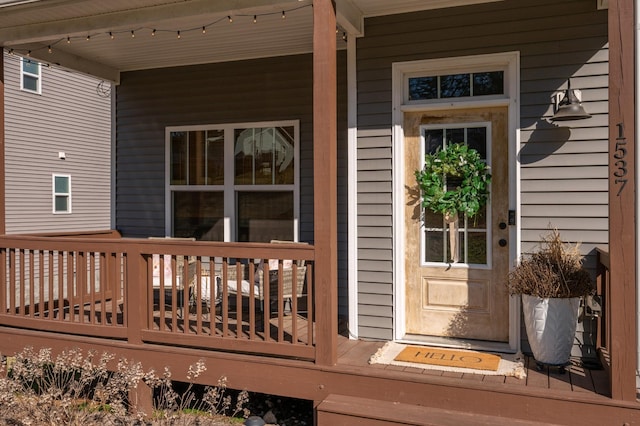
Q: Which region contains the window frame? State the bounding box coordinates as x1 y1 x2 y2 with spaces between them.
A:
52 174 72 214
20 57 41 94
165 120 300 242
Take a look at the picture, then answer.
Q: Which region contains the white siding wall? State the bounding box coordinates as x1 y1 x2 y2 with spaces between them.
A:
3 51 111 234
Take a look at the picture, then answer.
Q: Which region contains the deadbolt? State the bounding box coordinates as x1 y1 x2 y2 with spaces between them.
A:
499 222 507 230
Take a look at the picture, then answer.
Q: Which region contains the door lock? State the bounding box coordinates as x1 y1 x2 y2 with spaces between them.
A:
499 222 507 230
499 239 507 247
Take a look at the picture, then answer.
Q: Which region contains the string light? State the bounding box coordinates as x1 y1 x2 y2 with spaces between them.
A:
8 49 13 55
6 3 312 59
26 50 31 57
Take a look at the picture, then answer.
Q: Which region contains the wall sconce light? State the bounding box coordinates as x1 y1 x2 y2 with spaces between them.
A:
550 80 592 122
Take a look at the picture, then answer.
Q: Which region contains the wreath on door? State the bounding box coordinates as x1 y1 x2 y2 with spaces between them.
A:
414 143 491 262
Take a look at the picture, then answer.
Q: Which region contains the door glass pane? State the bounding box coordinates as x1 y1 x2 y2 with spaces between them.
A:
173 191 224 241
421 125 489 265
237 191 293 242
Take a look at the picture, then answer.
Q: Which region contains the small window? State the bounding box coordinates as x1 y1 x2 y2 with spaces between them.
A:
21 58 41 94
409 71 504 101
53 174 71 213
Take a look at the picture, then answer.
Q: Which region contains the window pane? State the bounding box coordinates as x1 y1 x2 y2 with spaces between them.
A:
54 176 69 193
473 71 504 96
445 128 465 145
22 60 39 75
188 131 207 185
409 76 438 100
173 191 224 241
206 130 224 184
237 191 293 242
55 195 68 212
23 75 38 92
235 127 295 185
170 132 188 185
440 74 470 98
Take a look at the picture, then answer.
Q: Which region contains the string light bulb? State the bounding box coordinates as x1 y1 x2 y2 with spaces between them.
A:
228 15 233 23
109 32 114 39
202 26 206 34
48 45 52 53
253 15 257 23
131 30 135 38
152 29 156 36
26 50 31 57
86 35 90 41
67 36 71 44
177 30 181 39
282 11 286 19
8 49 13 55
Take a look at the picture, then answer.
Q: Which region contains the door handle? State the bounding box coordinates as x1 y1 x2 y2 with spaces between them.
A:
499 239 507 247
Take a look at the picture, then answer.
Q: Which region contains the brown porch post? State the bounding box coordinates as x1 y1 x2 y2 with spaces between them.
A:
0 51 5 235
607 0 637 401
313 0 338 366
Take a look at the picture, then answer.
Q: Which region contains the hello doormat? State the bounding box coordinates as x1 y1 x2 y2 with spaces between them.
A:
394 345 501 371
369 342 526 379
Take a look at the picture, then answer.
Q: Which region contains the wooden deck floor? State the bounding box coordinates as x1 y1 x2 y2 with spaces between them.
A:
335 337 612 397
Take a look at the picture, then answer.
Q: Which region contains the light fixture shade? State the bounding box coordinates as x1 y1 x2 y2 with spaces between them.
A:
551 81 592 122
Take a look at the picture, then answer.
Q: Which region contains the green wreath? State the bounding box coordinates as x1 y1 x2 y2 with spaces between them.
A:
414 143 491 218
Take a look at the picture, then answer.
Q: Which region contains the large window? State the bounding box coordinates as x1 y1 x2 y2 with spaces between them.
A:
21 58 41 94
167 121 299 242
52 174 71 214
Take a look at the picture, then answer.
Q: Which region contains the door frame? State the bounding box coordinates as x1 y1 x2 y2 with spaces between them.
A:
391 51 521 352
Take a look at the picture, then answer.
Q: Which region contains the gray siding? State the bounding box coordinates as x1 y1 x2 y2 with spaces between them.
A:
3 51 112 234
115 53 350 316
356 0 608 341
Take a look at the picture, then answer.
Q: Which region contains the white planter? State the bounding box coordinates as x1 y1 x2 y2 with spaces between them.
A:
521 294 581 366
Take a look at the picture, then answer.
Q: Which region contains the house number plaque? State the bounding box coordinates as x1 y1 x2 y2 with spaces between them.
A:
613 123 628 196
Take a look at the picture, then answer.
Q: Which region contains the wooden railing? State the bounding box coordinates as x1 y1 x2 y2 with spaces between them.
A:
596 247 610 357
0 232 316 361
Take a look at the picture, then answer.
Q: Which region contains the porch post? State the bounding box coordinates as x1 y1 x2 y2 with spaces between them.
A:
608 0 637 401
0 51 5 235
313 0 338 366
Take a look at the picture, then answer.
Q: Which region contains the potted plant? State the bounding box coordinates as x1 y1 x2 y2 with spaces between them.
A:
507 229 595 369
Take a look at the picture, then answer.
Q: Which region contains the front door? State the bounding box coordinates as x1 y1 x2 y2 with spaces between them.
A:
404 107 510 342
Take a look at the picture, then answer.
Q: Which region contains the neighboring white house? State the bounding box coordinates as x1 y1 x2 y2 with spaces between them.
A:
3 50 111 234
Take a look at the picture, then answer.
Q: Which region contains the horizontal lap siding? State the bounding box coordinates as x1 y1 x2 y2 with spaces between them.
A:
356 0 607 340
116 53 350 315
3 52 112 234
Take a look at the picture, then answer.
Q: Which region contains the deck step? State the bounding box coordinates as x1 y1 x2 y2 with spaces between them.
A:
316 394 562 426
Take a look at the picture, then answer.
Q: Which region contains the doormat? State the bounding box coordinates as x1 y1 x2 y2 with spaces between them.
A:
369 342 526 379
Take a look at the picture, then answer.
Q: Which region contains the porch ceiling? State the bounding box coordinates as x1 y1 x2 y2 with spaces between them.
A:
0 0 502 82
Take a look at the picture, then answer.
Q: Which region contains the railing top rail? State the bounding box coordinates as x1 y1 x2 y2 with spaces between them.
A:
0 235 315 261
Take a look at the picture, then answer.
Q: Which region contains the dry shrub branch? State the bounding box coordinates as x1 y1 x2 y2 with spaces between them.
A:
507 229 594 298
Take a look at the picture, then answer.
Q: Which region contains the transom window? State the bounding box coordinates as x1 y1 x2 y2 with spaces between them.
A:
21 58 41 94
408 71 504 101
420 124 491 265
52 174 71 214
167 121 299 242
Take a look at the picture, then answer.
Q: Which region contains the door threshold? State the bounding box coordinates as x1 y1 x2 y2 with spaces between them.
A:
400 334 515 354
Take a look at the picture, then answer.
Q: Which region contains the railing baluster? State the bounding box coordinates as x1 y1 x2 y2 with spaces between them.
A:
28 250 35 318
18 249 25 316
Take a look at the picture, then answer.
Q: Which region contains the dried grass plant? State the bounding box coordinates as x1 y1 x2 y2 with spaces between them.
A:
0 347 248 425
507 229 594 298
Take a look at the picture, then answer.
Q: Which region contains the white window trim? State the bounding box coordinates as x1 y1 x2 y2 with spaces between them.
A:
391 51 521 351
165 120 300 242
20 57 41 94
52 174 72 214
